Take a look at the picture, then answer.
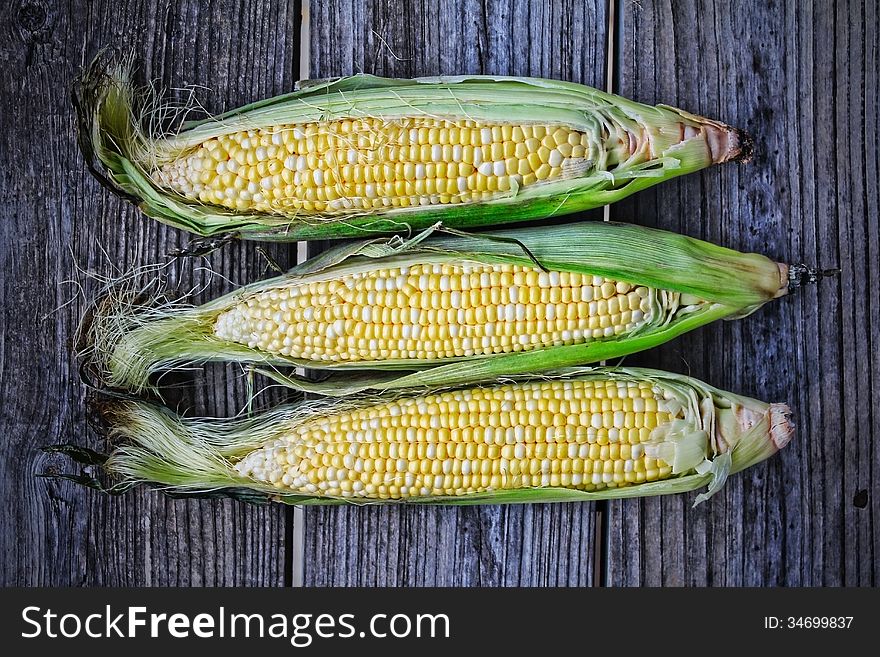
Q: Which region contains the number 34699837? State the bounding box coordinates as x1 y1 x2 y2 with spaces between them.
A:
764 617 853 629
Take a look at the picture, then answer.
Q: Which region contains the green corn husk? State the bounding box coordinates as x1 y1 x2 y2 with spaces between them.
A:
83 221 789 396
92 368 794 506
74 52 751 241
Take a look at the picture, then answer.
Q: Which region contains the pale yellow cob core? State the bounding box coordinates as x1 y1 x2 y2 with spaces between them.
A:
213 263 657 362
153 117 594 214
234 379 681 499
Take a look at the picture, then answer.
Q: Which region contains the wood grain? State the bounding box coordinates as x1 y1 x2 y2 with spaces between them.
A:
605 0 879 586
1 0 876 588
302 0 608 587
0 0 301 586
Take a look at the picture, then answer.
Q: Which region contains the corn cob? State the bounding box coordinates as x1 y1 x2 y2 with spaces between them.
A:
85 222 789 396
213 262 658 362
99 368 793 506
75 53 750 240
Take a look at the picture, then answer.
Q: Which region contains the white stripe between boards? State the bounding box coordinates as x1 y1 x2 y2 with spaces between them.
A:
289 0 311 590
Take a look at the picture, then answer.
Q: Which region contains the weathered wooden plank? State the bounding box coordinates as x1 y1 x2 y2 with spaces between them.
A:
0 0 301 585
303 0 608 587
606 0 879 586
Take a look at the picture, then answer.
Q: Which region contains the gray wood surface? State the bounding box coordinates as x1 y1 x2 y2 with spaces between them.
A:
303 0 608 586
0 0 301 585
1 0 876 587
605 0 879 586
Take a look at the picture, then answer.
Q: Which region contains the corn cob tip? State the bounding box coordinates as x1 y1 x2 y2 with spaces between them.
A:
775 262 791 297
720 399 793 485
768 403 795 450
703 122 753 164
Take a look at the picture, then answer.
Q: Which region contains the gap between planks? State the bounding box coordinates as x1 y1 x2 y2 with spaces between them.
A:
594 0 617 589
288 0 311 590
